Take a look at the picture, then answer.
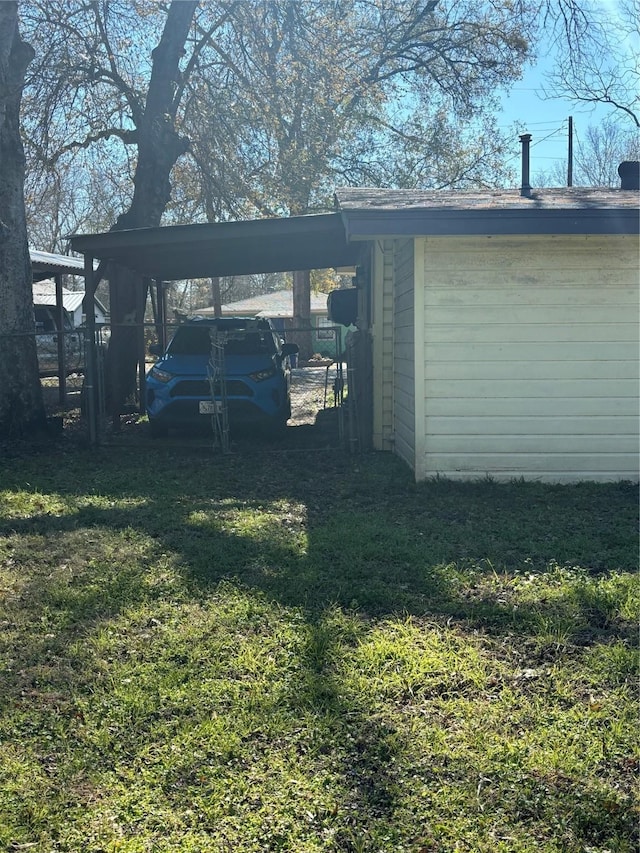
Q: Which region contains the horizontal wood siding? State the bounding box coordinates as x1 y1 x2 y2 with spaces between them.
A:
372 240 395 450
419 234 639 482
393 239 415 469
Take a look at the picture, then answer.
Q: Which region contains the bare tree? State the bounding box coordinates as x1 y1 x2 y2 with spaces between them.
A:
543 0 639 127
575 119 640 185
0 2 46 437
539 117 640 186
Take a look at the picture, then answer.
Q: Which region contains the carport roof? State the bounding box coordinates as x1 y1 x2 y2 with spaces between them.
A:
30 249 90 281
69 212 363 281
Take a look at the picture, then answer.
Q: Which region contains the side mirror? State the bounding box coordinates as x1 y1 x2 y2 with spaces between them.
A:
149 343 163 357
281 342 299 357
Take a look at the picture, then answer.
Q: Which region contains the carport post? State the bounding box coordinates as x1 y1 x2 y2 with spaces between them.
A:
83 252 99 445
138 279 149 414
54 273 67 405
155 278 167 350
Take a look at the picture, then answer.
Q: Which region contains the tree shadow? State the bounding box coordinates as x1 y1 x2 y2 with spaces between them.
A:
0 448 637 844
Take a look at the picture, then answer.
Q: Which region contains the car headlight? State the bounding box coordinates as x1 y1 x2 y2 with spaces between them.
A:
249 366 276 382
149 366 173 383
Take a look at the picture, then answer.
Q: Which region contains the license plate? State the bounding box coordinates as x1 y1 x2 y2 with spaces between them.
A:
199 400 222 414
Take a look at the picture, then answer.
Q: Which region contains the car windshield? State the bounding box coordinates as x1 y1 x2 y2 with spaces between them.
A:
167 325 276 357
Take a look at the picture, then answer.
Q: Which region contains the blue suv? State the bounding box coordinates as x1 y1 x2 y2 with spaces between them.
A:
146 317 298 437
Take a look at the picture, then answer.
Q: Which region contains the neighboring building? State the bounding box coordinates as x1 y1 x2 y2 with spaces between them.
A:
197 289 340 355
333 181 639 483
32 279 108 327
30 248 88 282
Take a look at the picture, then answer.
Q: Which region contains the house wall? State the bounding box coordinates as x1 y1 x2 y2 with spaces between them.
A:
72 303 107 328
372 240 395 450
415 233 639 482
392 238 416 469
73 306 103 327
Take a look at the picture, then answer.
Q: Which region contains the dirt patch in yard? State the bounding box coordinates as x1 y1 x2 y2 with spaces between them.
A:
289 365 342 426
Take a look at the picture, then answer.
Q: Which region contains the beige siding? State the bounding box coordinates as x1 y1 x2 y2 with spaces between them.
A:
419 234 639 482
372 240 395 450
393 239 416 469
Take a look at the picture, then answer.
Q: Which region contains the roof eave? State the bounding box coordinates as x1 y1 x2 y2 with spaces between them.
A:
340 207 640 239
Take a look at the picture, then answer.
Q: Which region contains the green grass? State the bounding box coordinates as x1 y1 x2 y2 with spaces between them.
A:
0 444 638 852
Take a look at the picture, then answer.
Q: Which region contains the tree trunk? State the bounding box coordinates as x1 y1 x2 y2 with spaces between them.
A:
211 277 222 317
292 269 313 360
106 0 197 419
0 3 46 437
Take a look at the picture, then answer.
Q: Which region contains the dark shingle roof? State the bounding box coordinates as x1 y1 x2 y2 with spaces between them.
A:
334 186 639 238
335 186 639 211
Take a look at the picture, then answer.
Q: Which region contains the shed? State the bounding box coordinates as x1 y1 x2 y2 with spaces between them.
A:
334 184 639 483
68 181 639 478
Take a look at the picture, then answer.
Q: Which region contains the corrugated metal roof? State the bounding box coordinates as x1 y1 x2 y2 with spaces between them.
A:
32 279 106 315
32 280 73 306
30 249 92 280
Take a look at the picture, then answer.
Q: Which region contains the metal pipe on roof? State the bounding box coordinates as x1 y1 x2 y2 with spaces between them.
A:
519 134 532 197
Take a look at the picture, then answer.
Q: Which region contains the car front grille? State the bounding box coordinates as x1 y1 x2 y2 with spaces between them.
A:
170 379 253 398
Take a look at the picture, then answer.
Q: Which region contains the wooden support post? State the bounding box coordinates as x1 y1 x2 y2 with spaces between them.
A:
83 254 98 445
54 273 67 405
156 278 166 350
138 279 149 414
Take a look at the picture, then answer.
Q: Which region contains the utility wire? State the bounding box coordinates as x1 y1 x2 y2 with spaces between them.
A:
503 123 568 165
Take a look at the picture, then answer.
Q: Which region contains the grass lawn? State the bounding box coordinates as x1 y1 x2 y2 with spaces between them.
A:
0 442 637 852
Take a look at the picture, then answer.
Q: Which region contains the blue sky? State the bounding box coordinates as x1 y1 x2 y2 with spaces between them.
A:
497 54 614 186
496 0 638 186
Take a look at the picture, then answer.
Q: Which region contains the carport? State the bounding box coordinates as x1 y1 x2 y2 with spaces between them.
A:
30 249 94 405
69 212 365 444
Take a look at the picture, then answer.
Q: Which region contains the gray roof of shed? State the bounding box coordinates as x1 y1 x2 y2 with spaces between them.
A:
334 186 640 238
66 186 638 285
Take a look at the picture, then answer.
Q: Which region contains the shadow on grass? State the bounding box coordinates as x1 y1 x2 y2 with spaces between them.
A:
0 447 637 844
2 455 636 638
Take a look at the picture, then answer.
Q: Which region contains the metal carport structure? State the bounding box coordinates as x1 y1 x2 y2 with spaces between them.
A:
68 212 364 443
29 249 96 405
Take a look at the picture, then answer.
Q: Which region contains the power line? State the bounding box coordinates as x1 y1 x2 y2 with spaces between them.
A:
503 119 568 128
531 127 566 147
503 123 570 165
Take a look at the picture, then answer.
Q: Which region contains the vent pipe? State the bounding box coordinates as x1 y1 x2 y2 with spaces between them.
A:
618 161 640 190
519 133 532 196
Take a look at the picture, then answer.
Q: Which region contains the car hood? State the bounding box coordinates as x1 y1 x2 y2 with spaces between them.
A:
152 352 276 377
